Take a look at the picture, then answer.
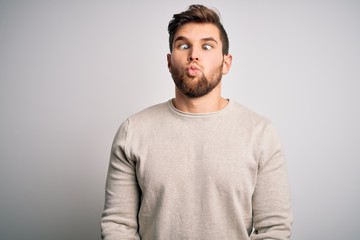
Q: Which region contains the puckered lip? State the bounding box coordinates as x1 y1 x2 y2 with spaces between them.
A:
186 63 201 71
186 65 201 77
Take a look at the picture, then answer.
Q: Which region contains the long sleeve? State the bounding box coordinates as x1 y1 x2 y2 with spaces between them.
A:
100 101 292 239
251 124 293 240
101 119 141 240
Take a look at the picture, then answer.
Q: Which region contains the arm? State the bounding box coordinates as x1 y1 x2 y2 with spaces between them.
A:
251 124 293 240
101 119 141 240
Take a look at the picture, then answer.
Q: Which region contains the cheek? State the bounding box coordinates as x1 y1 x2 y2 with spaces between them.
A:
171 55 186 69
207 57 223 70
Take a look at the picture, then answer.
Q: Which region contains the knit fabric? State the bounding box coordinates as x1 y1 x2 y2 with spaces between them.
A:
101 99 292 240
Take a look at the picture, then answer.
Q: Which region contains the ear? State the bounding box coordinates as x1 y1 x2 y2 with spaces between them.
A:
222 54 232 75
167 53 172 72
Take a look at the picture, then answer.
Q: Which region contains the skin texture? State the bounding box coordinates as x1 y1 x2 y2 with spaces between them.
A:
167 23 232 113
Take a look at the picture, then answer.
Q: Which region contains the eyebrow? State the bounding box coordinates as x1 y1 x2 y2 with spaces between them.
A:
174 36 218 44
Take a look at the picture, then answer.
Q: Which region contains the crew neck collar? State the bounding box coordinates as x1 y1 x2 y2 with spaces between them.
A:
168 98 232 117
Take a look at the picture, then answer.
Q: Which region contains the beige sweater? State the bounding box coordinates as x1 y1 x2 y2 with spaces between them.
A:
101 100 292 240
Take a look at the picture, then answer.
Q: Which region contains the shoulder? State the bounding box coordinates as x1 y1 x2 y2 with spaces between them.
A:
229 101 271 127
228 101 280 145
229 101 283 159
116 101 174 135
127 101 171 123
113 101 171 144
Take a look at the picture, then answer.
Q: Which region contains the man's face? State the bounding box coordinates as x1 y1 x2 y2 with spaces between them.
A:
167 23 232 98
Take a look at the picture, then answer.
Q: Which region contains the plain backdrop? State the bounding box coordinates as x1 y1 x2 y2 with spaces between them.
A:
1 0 359 239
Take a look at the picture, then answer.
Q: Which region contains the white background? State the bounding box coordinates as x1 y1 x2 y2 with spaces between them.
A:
1 0 359 239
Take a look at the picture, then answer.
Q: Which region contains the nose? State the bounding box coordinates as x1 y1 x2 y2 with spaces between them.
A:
188 48 199 61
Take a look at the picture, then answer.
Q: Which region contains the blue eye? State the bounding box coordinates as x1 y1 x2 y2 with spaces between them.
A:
179 44 190 50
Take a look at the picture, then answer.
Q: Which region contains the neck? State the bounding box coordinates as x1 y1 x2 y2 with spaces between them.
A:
173 84 228 113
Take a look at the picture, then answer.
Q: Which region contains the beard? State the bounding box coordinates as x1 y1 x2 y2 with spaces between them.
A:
170 63 223 98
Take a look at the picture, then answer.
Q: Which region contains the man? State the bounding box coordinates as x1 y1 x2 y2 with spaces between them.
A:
101 4 292 240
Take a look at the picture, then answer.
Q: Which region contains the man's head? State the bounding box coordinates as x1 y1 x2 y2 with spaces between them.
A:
168 4 229 55
167 5 232 99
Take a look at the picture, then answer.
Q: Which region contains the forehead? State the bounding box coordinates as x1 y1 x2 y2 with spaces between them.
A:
174 22 221 41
